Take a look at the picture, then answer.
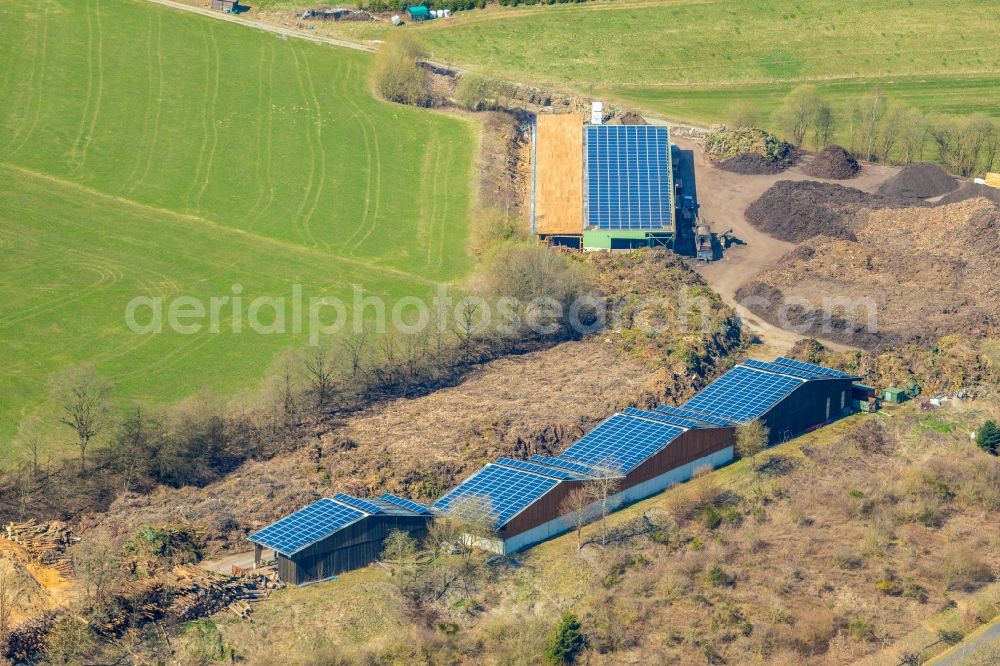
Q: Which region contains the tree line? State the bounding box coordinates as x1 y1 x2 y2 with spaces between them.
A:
731 85 1000 176
0 242 597 523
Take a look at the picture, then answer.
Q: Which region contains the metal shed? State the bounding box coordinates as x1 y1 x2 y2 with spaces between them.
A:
249 493 431 585
407 5 430 20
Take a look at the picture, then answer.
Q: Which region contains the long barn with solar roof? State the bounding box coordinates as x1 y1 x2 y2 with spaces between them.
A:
251 357 860 578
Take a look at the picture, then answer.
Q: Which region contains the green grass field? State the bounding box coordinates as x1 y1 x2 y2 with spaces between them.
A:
412 0 1000 131
0 0 475 457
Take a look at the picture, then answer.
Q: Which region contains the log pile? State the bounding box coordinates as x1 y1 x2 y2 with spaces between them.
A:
3 520 78 575
168 565 279 622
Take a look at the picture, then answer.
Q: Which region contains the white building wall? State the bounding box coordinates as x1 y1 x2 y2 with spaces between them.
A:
500 445 734 554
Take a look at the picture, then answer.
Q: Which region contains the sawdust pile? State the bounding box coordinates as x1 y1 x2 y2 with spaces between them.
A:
877 162 958 200
736 199 1000 348
802 145 860 179
744 180 910 243
0 552 50 623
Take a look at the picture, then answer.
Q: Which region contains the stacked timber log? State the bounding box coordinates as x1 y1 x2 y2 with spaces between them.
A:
3 519 77 575
168 565 279 621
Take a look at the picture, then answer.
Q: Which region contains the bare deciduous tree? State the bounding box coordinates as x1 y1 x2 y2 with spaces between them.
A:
303 344 336 408
339 329 370 379
560 486 592 549
584 458 623 546
50 364 114 472
446 495 498 554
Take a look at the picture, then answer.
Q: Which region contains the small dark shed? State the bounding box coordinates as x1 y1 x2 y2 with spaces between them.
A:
250 493 431 585
211 0 239 12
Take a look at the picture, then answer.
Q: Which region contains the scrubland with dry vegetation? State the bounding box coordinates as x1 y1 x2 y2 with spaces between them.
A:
177 402 1000 666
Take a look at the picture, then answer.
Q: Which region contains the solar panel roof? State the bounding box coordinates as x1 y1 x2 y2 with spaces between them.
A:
742 358 819 380
529 454 608 477
378 493 432 515
495 456 575 480
332 493 384 515
683 366 803 422
655 404 735 427
433 464 559 527
249 498 365 556
585 125 672 230
774 357 852 378
622 406 699 429
559 413 684 473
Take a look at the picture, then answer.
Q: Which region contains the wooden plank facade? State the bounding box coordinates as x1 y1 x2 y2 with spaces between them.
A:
761 377 854 443
277 514 429 585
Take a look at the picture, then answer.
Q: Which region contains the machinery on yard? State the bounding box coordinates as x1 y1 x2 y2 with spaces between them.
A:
695 219 733 262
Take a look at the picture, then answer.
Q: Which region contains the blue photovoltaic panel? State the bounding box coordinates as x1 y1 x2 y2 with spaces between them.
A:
433 464 559 527
332 493 383 515
378 493 432 515
529 455 606 477
249 499 365 556
683 366 803 422
774 357 851 378
655 404 735 427
495 457 574 480
559 414 684 473
622 406 698 429
742 358 819 380
586 125 672 230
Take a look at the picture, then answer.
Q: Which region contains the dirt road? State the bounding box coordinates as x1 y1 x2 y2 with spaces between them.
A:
670 135 899 354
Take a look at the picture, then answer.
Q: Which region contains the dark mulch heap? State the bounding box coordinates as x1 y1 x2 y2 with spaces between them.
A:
876 162 958 200
716 152 792 175
745 180 913 243
802 145 860 180
936 182 1000 206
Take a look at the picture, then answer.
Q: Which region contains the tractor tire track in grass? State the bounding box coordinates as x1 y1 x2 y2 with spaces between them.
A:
417 133 442 269
345 72 383 256
298 44 328 250
193 24 221 211
76 0 105 172
69 0 97 169
1 163 441 288
434 142 454 272
244 45 270 227
339 60 378 253
128 12 164 194
186 24 216 212
247 42 277 231
289 45 320 248
4 7 48 158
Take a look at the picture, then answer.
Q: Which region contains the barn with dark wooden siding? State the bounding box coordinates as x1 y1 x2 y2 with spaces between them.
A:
249 493 431 585
433 356 858 554
252 357 860 573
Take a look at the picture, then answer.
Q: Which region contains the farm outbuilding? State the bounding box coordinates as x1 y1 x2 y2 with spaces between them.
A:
249 493 431 585
211 0 239 12
255 358 860 569
435 357 858 554
407 5 430 20
531 108 678 251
